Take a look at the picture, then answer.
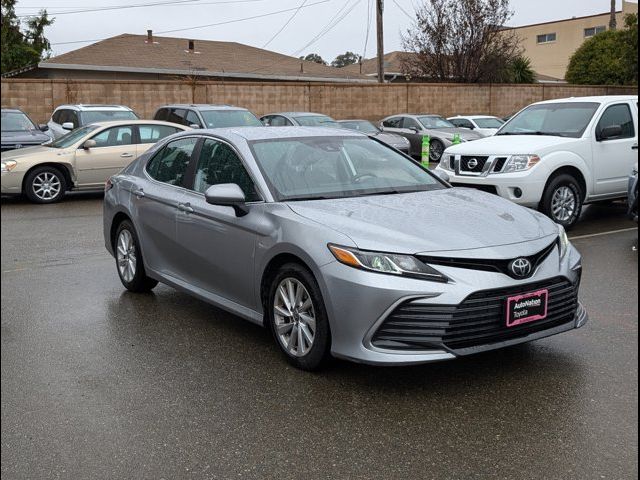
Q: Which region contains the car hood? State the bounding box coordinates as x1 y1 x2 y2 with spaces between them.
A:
1 130 51 144
1 145 67 161
371 132 409 146
444 134 581 156
288 188 558 253
428 128 483 141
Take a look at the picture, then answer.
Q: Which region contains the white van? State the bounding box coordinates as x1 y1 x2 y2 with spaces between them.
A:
436 96 638 228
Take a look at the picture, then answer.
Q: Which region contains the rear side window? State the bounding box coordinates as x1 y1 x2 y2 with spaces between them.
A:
91 126 134 147
597 104 636 139
269 116 292 127
138 125 181 143
192 138 260 201
146 137 198 186
451 118 474 129
154 108 170 121
383 117 402 128
167 109 187 125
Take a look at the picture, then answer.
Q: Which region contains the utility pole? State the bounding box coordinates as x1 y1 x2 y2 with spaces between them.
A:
609 0 617 30
377 0 384 83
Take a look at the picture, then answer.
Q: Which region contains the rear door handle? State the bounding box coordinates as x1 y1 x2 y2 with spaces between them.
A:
132 188 145 198
178 202 194 214
120 153 134 158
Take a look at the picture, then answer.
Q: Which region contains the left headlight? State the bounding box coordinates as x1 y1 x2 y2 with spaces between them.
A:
1 160 18 173
558 224 570 259
502 154 540 173
328 244 448 283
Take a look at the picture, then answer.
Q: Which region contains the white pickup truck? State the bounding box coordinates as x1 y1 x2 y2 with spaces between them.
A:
436 96 639 228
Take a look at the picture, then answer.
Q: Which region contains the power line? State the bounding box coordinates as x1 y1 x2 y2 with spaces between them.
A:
49 1 329 45
263 0 308 48
361 0 373 60
391 0 414 21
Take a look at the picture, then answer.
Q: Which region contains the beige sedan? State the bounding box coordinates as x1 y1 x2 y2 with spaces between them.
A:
1 120 189 203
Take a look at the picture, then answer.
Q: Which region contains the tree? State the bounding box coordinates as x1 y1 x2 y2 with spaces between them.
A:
506 55 536 83
401 0 522 83
1 0 54 74
299 53 327 65
566 14 638 85
331 51 362 68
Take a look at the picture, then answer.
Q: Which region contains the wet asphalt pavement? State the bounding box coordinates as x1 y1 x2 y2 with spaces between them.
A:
1 194 637 480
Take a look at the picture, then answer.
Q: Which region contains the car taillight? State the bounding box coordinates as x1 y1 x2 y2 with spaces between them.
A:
105 177 113 192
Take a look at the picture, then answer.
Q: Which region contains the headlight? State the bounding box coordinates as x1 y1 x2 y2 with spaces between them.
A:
440 154 454 171
1 160 18 173
502 155 540 173
328 244 448 282
558 224 570 259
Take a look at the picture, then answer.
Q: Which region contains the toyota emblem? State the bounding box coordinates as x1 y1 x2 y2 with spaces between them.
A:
467 158 478 169
509 258 533 278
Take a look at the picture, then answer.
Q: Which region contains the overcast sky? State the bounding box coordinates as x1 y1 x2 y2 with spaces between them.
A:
14 0 636 61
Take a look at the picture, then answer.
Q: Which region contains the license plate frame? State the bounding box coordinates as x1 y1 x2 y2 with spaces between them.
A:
506 289 549 328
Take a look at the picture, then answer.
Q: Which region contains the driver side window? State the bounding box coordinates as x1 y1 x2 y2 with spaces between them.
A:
402 118 420 130
146 137 197 186
91 126 134 148
597 104 635 140
383 117 402 128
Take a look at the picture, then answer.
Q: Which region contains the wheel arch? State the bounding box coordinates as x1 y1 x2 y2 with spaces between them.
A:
544 165 588 201
22 162 74 193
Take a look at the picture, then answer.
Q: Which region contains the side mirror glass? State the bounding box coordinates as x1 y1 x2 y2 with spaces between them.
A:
204 183 248 216
598 125 623 141
82 139 97 150
62 122 75 130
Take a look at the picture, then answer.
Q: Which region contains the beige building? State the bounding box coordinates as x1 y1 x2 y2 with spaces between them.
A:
507 0 638 80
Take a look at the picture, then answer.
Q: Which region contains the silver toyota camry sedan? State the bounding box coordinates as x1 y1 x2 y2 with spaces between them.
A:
103 127 587 370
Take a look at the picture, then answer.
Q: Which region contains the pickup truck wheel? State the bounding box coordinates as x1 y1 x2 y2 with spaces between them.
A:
24 166 66 204
541 174 583 229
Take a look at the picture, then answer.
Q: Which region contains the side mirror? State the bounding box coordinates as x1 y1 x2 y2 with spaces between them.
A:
189 124 201 129
82 139 97 150
409 126 420 133
434 170 451 183
39 124 49 132
62 122 75 130
204 183 249 217
598 125 623 141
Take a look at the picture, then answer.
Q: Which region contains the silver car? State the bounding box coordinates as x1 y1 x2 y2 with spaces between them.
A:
381 114 483 161
103 127 587 370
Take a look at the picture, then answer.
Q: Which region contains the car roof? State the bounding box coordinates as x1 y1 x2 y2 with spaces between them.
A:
54 104 134 112
157 104 248 111
270 112 332 118
535 95 638 105
84 120 190 129
449 115 499 119
176 126 364 142
1 108 26 114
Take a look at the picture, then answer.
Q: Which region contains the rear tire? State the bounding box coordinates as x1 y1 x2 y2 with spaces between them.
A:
267 263 331 371
24 166 66 204
114 220 158 293
540 174 583 229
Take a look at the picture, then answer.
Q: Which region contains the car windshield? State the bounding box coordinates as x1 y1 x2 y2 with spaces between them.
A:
200 110 262 128
473 117 504 128
1 111 38 132
250 136 444 201
49 125 99 148
418 116 456 129
497 102 600 138
80 110 138 124
294 115 339 127
339 121 380 134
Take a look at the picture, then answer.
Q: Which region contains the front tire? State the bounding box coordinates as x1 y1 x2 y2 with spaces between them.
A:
429 139 445 162
114 220 158 293
24 166 66 204
540 174 583 229
267 263 331 371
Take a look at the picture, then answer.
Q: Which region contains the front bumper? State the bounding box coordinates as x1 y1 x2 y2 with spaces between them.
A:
1 171 24 195
321 243 585 365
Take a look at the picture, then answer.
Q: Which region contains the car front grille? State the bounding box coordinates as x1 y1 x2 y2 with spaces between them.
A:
460 156 488 173
371 276 579 352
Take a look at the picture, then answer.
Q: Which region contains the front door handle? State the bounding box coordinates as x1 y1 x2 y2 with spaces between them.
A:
120 153 134 158
633 144 638 150
132 188 145 198
178 202 194 214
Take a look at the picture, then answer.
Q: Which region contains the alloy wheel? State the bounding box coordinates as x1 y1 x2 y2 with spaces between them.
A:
32 172 61 201
273 278 316 357
551 186 577 223
116 229 137 283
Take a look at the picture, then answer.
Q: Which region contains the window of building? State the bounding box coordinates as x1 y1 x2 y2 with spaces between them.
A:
584 26 606 37
536 33 557 44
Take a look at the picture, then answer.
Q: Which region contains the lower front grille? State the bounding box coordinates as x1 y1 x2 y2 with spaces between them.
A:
371 277 579 352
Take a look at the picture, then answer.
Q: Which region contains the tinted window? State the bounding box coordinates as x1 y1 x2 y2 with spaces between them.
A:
167 109 187 125
59 110 79 128
91 126 134 147
146 137 197 186
597 104 635 139
138 125 181 143
193 139 260 201
154 108 170 121
185 110 202 127
52 110 62 123
200 110 263 128
80 110 137 124
383 117 402 128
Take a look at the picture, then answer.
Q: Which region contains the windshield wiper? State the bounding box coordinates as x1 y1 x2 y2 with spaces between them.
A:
284 195 335 202
498 131 567 137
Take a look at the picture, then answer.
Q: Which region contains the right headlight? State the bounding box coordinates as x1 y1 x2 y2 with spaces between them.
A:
1 160 18 173
502 154 540 173
558 224 570 259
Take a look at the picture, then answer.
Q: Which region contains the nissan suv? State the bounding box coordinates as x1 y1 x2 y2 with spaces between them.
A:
153 104 263 129
48 104 139 139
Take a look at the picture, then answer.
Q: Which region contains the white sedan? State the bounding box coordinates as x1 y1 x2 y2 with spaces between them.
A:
447 115 505 137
